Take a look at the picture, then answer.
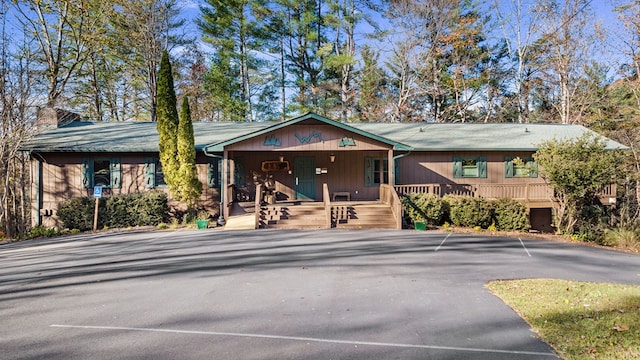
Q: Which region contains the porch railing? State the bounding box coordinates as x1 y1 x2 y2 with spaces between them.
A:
254 183 263 229
394 183 553 202
380 184 402 229
323 183 332 229
394 183 616 204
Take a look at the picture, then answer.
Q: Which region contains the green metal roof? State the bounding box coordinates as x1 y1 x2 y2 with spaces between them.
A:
350 122 627 151
21 114 628 153
21 121 271 153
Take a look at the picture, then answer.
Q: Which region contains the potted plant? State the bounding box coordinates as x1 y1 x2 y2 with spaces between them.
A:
414 216 427 231
196 210 210 230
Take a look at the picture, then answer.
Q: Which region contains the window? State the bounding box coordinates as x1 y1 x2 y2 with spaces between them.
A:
145 158 166 188
365 157 389 186
453 156 487 178
208 158 222 188
94 160 111 187
82 158 121 189
504 157 538 178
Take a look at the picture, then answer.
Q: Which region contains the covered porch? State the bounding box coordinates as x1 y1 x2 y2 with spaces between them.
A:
223 182 402 230
202 113 408 229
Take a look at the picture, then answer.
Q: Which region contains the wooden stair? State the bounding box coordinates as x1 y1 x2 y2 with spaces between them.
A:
333 203 397 229
259 203 327 229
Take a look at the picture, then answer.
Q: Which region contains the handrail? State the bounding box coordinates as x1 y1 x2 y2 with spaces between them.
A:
254 183 263 229
380 184 402 230
323 183 332 229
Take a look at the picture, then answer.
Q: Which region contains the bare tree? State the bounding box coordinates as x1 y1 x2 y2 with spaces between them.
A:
111 0 186 121
0 5 37 238
12 0 109 108
532 0 601 124
494 0 543 123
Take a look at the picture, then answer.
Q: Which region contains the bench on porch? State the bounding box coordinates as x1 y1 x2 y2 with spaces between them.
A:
332 191 351 201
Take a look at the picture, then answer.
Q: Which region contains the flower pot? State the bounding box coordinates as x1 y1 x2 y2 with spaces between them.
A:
196 219 209 230
414 221 426 231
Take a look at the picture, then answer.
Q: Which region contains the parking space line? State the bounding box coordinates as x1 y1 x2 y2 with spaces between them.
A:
434 233 451 252
518 237 532 257
50 324 555 357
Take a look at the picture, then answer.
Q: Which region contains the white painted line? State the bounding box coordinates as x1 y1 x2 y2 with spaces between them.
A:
435 233 451 252
50 324 555 357
518 237 532 257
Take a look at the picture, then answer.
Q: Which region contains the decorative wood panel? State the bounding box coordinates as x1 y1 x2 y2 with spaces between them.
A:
227 125 391 152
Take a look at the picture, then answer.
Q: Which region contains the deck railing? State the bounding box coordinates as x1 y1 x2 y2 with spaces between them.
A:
380 184 403 229
394 183 616 204
394 183 551 201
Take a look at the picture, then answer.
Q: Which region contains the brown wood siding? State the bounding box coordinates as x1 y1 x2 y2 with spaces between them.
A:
230 150 388 202
35 152 222 226
227 125 390 152
398 151 546 185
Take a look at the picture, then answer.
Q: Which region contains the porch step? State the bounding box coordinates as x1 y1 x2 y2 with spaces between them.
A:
223 213 255 230
259 204 327 229
333 204 397 229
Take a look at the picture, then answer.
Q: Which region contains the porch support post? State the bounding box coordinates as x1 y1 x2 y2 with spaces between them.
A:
222 150 230 220
388 149 395 186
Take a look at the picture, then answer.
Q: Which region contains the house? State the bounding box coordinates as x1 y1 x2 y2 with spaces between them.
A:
21 112 626 231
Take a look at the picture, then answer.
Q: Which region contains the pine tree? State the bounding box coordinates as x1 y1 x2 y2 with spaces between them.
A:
177 96 202 208
156 50 180 198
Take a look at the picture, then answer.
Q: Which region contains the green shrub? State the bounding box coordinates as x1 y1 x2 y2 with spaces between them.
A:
603 228 638 248
402 193 425 223
106 194 138 227
58 191 169 230
57 197 103 231
134 191 169 226
27 226 61 238
418 194 448 225
446 196 493 229
492 198 530 232
402 193 448 226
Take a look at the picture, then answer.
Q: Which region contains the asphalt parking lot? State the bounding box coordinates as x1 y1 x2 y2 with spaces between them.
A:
1 229 639 359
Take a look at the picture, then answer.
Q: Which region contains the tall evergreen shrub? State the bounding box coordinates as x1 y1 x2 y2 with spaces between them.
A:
177 96 202 208
156 50 181 198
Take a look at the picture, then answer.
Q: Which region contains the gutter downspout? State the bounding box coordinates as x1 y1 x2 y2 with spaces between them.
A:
203 148 226 226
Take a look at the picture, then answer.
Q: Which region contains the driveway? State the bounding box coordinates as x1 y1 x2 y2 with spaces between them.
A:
1 230 639 359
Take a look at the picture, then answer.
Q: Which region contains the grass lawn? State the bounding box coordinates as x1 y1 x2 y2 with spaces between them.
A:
487 279 640 360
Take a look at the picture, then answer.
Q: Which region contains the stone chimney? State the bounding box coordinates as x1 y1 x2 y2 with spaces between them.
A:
36 107 81 128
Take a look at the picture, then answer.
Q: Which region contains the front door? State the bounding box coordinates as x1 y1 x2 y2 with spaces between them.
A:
294 157 315 200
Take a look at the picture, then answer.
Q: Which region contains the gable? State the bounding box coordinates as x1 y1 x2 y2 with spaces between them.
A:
226 123 392 151
203 113 409 153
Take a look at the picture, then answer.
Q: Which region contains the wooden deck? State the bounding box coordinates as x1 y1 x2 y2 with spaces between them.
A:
394 183 616 208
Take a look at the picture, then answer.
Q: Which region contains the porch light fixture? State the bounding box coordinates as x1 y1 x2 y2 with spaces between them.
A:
330 153 335 163
279 154 284 162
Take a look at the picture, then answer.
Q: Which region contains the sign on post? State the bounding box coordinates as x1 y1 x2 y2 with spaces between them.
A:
93 186 102 231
